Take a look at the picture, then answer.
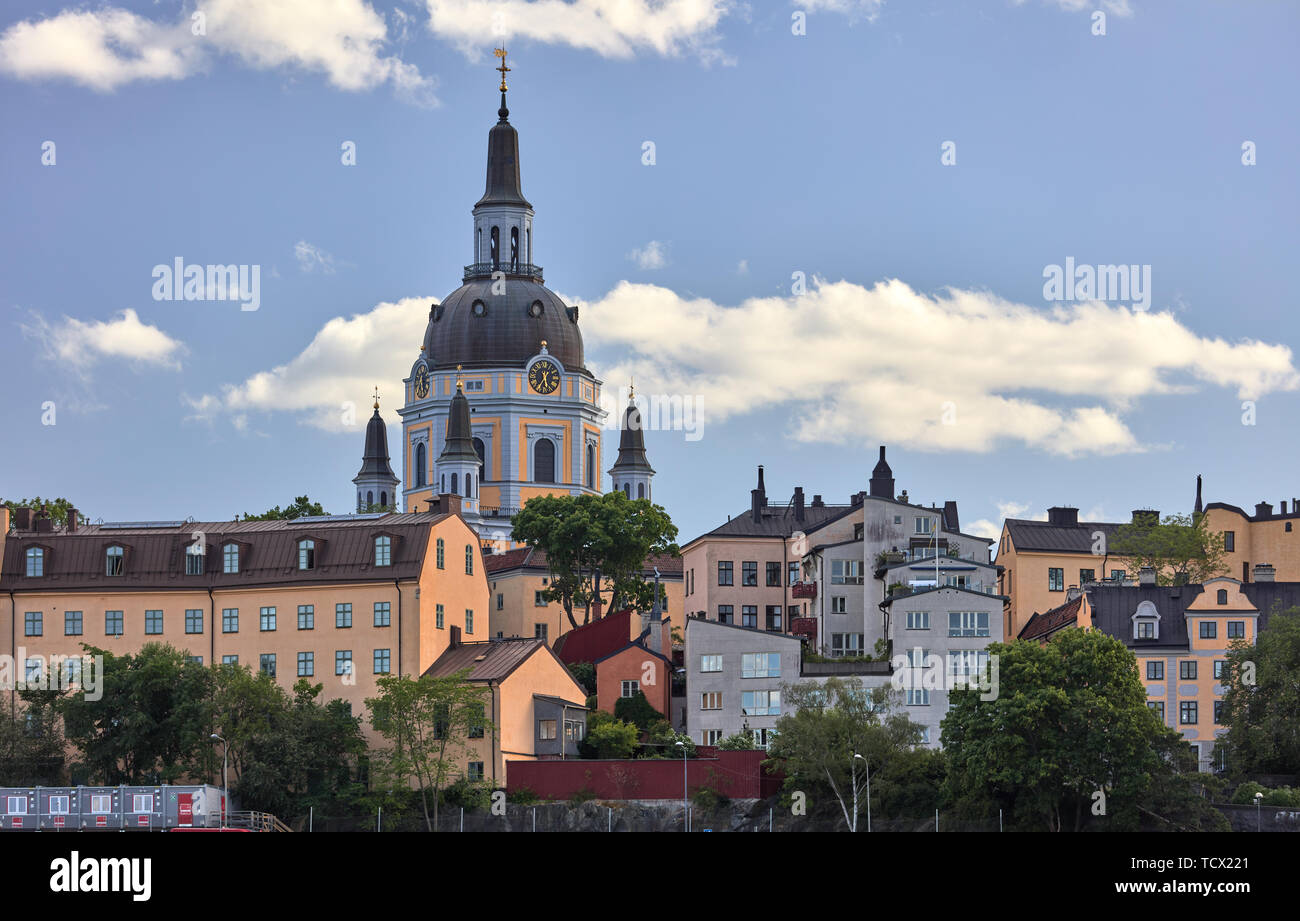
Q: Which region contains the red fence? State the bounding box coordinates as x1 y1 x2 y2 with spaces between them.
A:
508 750 782 801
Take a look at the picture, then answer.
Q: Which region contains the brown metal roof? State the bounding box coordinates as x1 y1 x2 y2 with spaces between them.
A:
1 513 453 592
423 637 547 682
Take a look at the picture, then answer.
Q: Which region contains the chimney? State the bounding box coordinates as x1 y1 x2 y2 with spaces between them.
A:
449 624 462 647
33 506 53 533
1281 500 1288 515
751 466 766 523
1047 507 1079 527
811 494 824 508
1255 501 1273 519
793 487 805 523
14 506 33 530
1131 509 1160 527
1138 566 1156 586
1253 563 1275 583
943 501 960 534
66 507 79 533
432 493 463 517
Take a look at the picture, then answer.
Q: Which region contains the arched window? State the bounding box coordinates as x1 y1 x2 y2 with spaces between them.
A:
1217 589 1228 604
451 472 458 495
510 227 519 270
466 474 473 497
436 538 445 569
415 442 427 487
534 438 555 483
473 437 486 481
367 490 374 508
637 483 645 499
586 444 595 489
299 539 316 571
623 484 630 497
25 547 44 577
380 491 388 508
477 227 482 261
375 536 391 567
465 544 474 575
490 226 500 268
105 545 124 576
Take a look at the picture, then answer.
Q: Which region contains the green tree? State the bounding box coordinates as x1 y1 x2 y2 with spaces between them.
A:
0 691 67 784
366 670 495 832
1220 608 1300 775
583 711 640 759
942 630 1226 831
567 662 597 695
766 677 924 831
613 690 663 732
510 491 679 628
643 719 696 759
716 727 758 751
242 495 327 521
1108 512 1229 585
2 497 84 527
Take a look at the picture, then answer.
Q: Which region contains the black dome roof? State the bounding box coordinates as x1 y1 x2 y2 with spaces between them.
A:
423 276 586 374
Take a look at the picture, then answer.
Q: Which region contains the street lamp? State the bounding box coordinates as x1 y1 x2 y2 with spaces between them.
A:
1254 791 1263 832
210 733 228 828
854 753 871 833
675 741 688 832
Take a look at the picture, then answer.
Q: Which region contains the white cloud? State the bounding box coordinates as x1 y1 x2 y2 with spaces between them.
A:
576 277 1299 457
295 241 338 274
969 501 1049 540
629 240 669 270
425 0 734 62
1013 0 1134 17
186 295 431 431
798 0 886 22
0 1 435 102
21 308 186 371
737 259 749 275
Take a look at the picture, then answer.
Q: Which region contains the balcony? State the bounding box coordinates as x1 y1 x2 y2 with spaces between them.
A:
463 262 545 282
791 582 817 600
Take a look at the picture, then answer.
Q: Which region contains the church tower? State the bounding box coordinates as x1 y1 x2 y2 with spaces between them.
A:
353 389 400 511
608 385 655 501
398 50 606 540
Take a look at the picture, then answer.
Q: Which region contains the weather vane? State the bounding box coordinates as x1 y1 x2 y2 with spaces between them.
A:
373 385 380 410
494 46 510 92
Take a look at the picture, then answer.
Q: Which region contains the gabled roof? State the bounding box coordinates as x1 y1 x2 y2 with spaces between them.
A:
686 503 854 542
424 637 550 682
1018 594 1085 641
553 608 635 665
1003 518 1122 554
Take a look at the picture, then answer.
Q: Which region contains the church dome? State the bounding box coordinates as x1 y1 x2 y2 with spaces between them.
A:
422 276 585 373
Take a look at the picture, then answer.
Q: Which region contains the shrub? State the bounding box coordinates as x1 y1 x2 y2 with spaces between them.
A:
441 778 491 811
507 786 540 805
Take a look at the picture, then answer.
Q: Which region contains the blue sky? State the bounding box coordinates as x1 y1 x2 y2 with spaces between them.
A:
1 0 1298 543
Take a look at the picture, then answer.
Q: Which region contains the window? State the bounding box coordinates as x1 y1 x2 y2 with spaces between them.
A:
717 561 733 586
86 794 111 814
298 539 315 571
222 608 238 633
700 692 723 710
788 562 799 586
1216 589 1228 605
223 543 239 573
375 536 391 567
1227 621 1245 639
1223 531 1235 552
222 655 239 666
105 545 124 576
907 688 930 706
742 561 758 586
742 690 780 716
703 730 723 746
336 650 353 677
947 650 991 684
1135 619 1156 640
534 591 548 607
415 442 427 488
374 649 391 674
766 605 783 631
436 604 445 629
336 603 352 629
25 657 42 683
533 438 556 483
436 538 445 569
700 655 722 673
1180 701 1198 725
539 719 557 740
24 611 42 637
297 652 314 677
741 652 781 678
260 654 276 678
565 720 584 743
1214 701 1224 723
766 562 781 586
948 611 990 637
260 607 277 632
534 623 548 640
186 545 204 575
831 559 863 585
717 605 733 625
105 610 123 636
1200 621 1217 639
742 606 758 628
1180 661 1197 680
831 596 846 614
906 611 930 630
915 517 933 534
25 547 44 577
145 610 163 635
585 443 595 489
465 544 474 575
1146 661 1164 680
184 609 203 634
298 605 314 630
1079 568 1095 585
48 795 70 815
1148 701 1165 722
621 680 640 698
1048 568 1064 592
467 762 485 782
831 634 864 657
1213 660 1226 680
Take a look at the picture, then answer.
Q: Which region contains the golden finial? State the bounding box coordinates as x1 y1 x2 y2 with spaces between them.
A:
494 46 510 93
456 364 464 391
373 385 380 410
629 378 635 401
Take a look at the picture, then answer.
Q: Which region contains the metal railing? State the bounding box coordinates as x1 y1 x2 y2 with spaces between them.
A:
463 262 544 281
225 810 293 833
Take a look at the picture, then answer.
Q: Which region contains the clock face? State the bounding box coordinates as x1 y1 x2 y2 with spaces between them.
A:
414 366 430 399
528 360 560 395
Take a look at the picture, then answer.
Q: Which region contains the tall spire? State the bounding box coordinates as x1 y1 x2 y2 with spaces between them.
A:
439 367 479 465
869 445 895 499
609 386 655 499
1194 474 1204 515
353 390 399 510
476 47 530 210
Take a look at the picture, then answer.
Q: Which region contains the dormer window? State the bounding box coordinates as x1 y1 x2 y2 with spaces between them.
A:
1132 600 1160 641
375 536 392 567
186 542 205 575
105 546 124 576
1216 589 1228 605
299 539 316 571
25 547 44 577
223 543 239 574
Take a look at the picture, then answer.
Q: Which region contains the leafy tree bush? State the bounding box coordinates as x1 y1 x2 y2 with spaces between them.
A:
613 691 663 732
567 662 597 695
